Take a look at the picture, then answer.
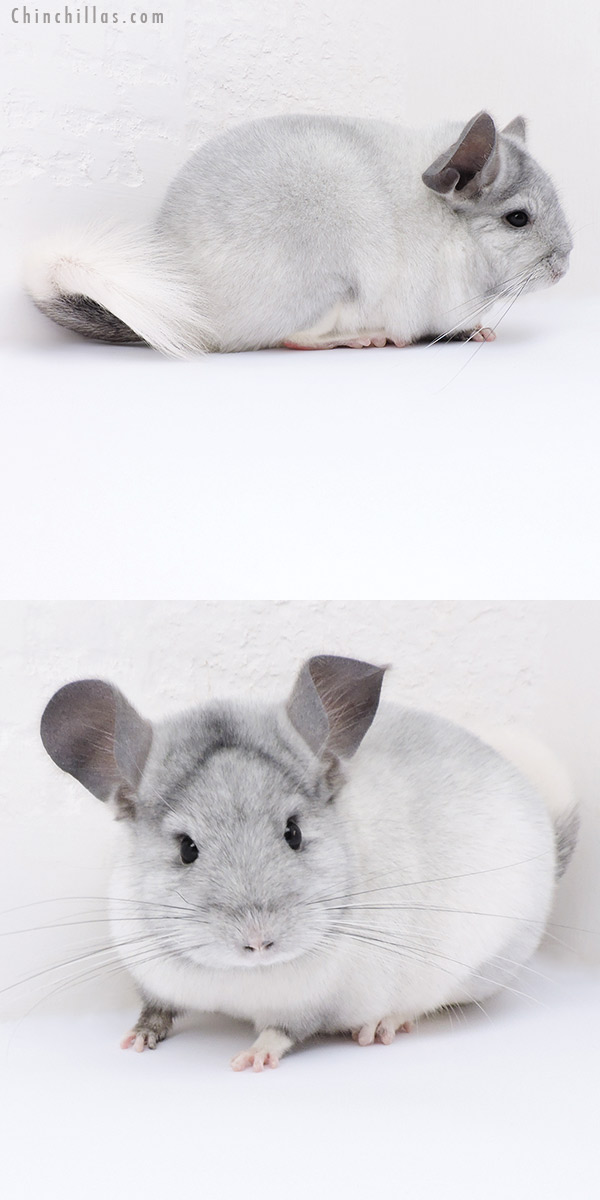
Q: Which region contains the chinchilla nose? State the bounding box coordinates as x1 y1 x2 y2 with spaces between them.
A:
243 929 275 953
549 248 570 282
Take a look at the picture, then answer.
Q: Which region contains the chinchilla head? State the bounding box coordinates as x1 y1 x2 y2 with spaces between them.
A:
40 657 386 972
422 111 572 295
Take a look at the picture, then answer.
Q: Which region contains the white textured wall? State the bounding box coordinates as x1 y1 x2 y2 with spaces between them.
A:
2 0 598 294
1 600 598 1018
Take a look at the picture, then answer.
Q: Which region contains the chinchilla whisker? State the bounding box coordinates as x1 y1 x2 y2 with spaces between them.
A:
450 272 533 346
53 937 217 998
442 1001 463 1027
427 270 533 347
11 928 168 972
438 266 536 318
434 251 546 356
441 1001 475 1030
426 285 518 348
329 901 542 920
3 934 211 1061
310 848 553 909
0 895 199 919
1 949 132 1002
9 943 179 1025
8 946 139 1005
435 274 533 392
328 902 600 943
4 966 127 1058
536 918 600 937
534 926 588 955
0 914 209 937
330 926 544 1010
484 952 554 981
335 919 555 983
0 926 214 999
329 928 495 1017
4 936 220 1032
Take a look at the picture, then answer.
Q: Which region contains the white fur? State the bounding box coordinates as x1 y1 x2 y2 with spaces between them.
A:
24 223 215 357
464 723 575 823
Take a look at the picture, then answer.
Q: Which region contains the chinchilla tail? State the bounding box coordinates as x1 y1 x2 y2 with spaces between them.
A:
468 724 580 878
24 223 215 358
552 803 580 878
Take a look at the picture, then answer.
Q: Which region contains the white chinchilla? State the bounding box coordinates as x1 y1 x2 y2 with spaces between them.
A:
26 112 571 356
40 656 578 1071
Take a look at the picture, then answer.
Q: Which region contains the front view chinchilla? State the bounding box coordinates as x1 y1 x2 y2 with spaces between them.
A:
41 656 578 1071
27 111 571 356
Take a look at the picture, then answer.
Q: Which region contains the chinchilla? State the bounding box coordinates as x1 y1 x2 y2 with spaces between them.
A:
40 656 578 1071
26 112 571 356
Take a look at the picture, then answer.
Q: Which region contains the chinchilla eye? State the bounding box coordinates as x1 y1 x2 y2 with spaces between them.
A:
180 835 199 864
284 818 302 851
504 210 529 228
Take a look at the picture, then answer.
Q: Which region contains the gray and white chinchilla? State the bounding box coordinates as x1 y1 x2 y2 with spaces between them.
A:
26 112 571 356
40 656 578 1070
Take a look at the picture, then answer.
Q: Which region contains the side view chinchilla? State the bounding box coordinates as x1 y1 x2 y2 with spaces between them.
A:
26 111 571 357
40 655 579 1071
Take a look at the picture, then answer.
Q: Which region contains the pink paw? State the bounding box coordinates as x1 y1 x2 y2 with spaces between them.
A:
230 1049 280 1073
283 335 407 351
283 337 378 350
352 1018 413 1046
120 1029 159 1052
469 326 496 342
283 340 337 351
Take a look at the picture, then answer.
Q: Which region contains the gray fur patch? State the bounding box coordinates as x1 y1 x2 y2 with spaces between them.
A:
130 1000 179 1048
159 703 320 808
554 807 580 878
34 293 144 345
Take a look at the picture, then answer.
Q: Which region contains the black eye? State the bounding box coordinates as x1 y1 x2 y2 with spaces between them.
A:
180 835 199 864
284 819 302 851
504 210 529 228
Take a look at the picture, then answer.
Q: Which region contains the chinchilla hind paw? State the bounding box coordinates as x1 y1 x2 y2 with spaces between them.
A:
351 1016 413 1046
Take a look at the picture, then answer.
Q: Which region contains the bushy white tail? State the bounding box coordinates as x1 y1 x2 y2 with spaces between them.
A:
24 224 214 357
469 723 579 877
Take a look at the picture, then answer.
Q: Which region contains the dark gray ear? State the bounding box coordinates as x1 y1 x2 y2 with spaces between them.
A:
40 680 152 802
286 656 386 759
422 112 498 197
502 115 527 143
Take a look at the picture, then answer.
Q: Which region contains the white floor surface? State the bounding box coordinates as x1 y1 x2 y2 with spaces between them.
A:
0 956 598 1200
2 290 599 599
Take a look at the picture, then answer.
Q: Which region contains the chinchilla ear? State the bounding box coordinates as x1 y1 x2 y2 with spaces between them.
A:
40 679 152 803
502 115 527 143
286 655 386 759
422 111 498 197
